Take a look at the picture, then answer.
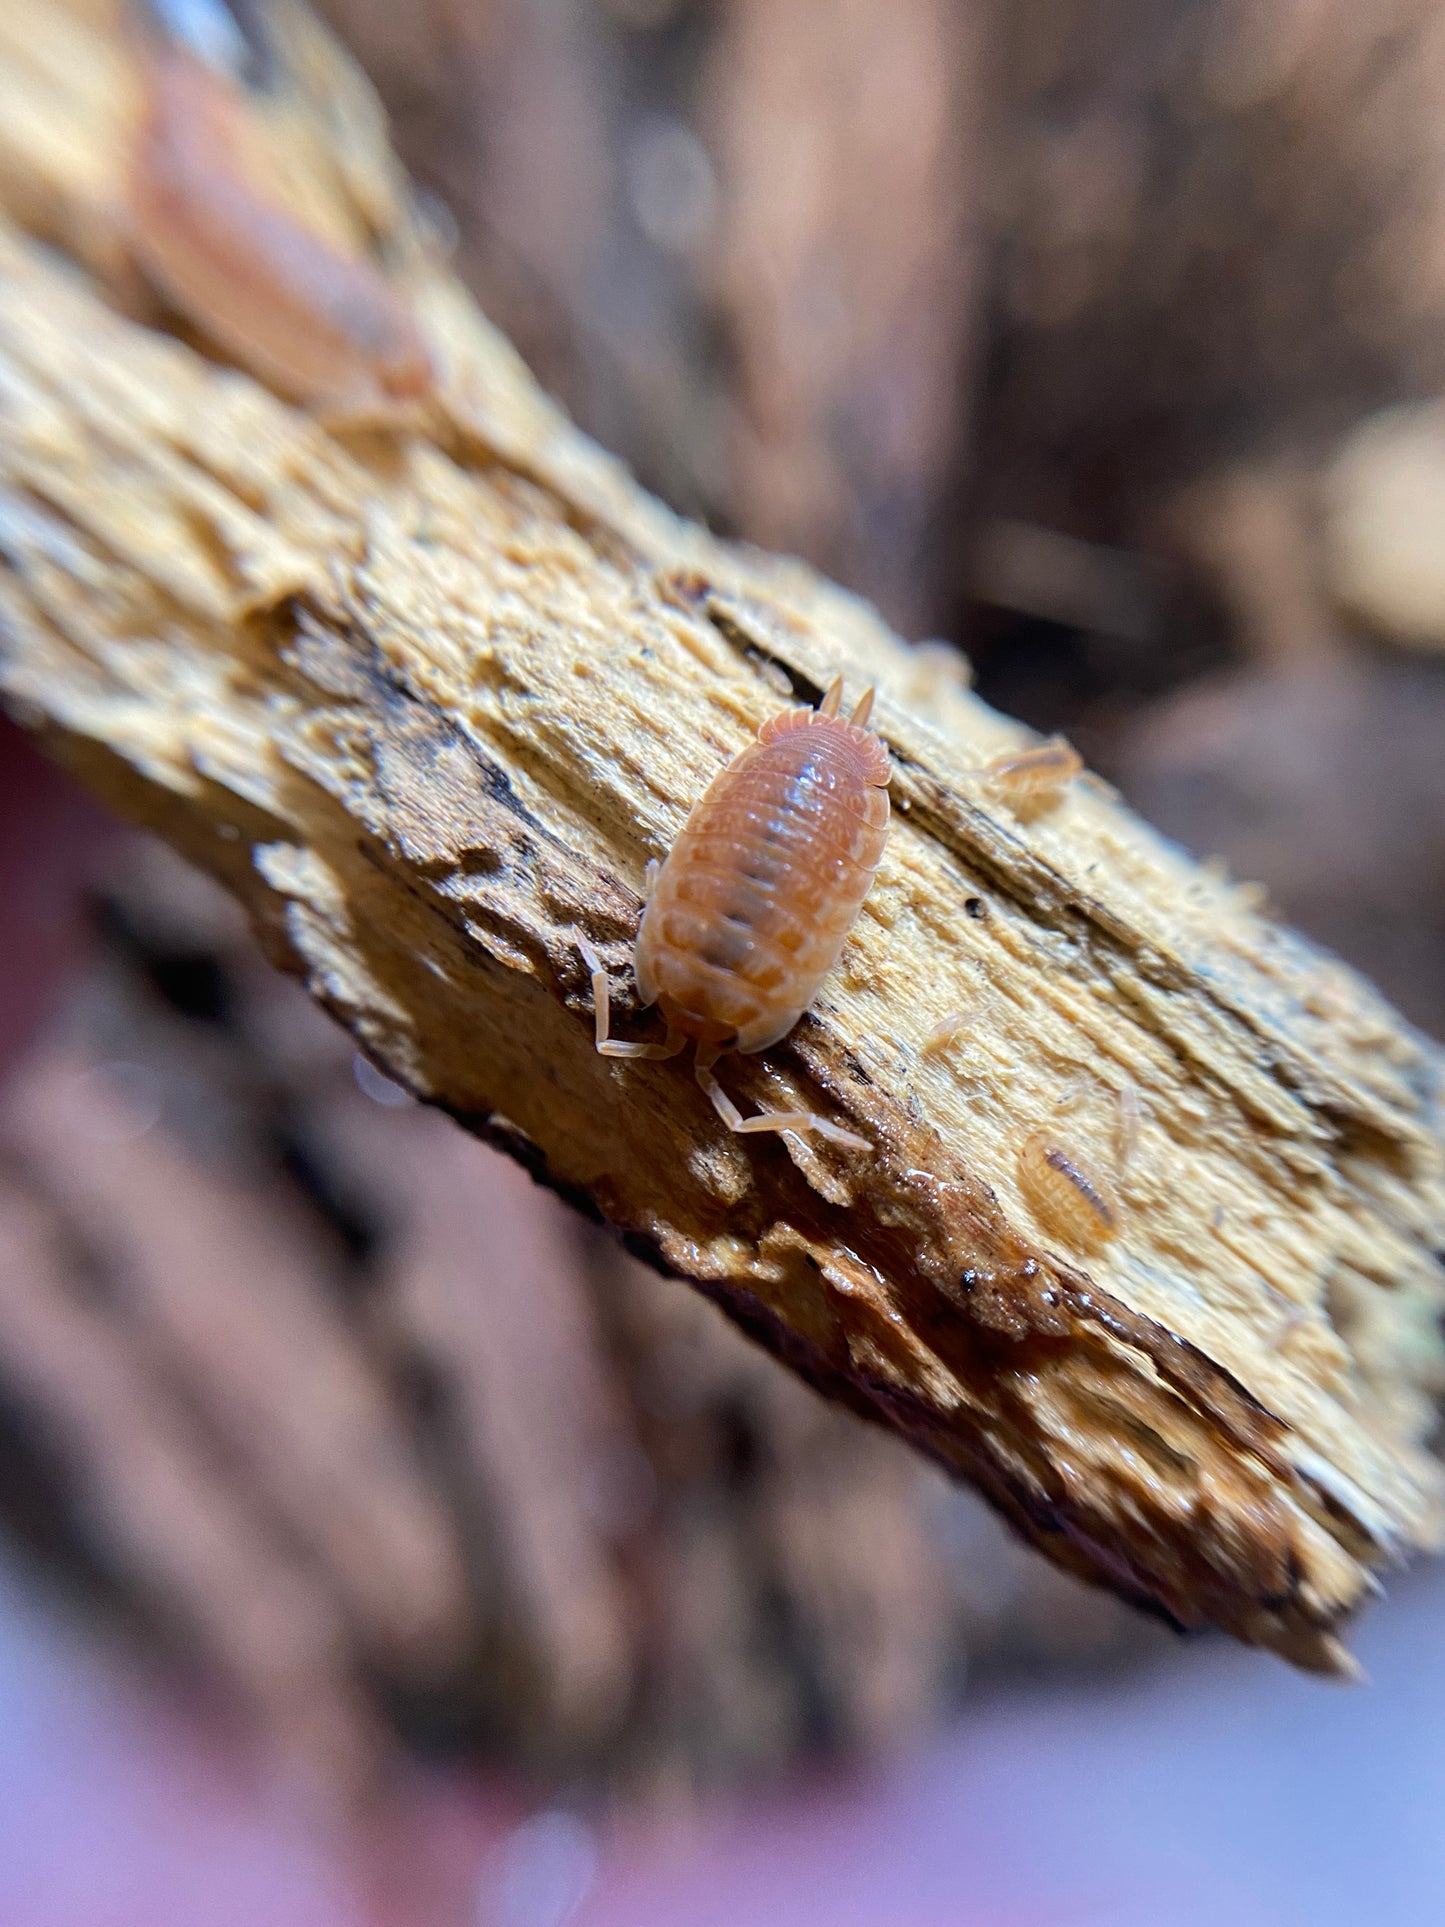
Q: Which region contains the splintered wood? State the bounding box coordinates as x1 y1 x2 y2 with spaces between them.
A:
0 0 1442 1672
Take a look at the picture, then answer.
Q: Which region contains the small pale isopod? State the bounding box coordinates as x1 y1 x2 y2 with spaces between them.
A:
921 1012 973 1057
581 676 889 1149
920 991 996 1058
127 43 433 410
1017 1130 1120 1252
973 735 1082 812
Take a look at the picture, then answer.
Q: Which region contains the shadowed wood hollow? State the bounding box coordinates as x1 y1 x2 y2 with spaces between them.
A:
0 0 1442 1674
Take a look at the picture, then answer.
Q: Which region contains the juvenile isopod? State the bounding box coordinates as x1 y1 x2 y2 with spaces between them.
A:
972 735 1082 812
127 43 433 411
920 990 996 1058
921 1011 973 1057
1017 1130 1120 1252
581 677 889 1149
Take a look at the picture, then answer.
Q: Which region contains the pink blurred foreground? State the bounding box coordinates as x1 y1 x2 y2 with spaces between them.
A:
0 1547 1442 1927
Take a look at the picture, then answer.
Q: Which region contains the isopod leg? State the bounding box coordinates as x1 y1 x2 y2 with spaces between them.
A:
577 936 684 1060
643 858 661 898
694 1052 869 1152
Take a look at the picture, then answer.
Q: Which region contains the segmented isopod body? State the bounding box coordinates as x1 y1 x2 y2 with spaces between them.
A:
128 45 432 409
1017 1131 1120 1252
581 679 888 1150
977 735 1082 808
636 683 890 1054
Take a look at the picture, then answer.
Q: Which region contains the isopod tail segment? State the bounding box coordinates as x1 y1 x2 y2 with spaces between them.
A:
816 675 875 728
577 936 869 1152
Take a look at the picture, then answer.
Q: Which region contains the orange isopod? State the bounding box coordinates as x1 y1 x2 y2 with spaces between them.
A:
581 677 889 1148
1016 1130 1120 1252
127 44 433 410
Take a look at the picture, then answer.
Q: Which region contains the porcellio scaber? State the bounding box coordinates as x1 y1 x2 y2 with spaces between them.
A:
127 43 433 411
581 677 889 1148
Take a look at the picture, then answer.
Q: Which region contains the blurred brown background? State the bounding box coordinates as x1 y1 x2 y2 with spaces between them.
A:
8 0 1445 1852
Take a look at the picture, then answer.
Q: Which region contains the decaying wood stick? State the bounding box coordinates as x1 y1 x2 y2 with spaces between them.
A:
0 0 1442 1673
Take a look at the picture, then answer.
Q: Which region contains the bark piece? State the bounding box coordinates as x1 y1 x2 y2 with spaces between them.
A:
0 0 1442 1671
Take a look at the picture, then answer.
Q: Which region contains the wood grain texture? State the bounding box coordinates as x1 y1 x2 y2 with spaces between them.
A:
0 0 1443 1672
